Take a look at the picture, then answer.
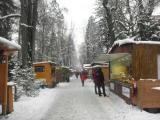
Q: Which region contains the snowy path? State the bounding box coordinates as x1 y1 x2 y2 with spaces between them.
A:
2 76 160 120
41 78 111 120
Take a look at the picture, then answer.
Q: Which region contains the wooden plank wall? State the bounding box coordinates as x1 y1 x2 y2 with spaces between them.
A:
132 44 160 81
0 64 4 104
137 80 160 109
102 67 109 85
0 64 7 103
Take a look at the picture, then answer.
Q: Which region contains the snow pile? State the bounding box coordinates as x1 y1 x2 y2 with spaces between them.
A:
7 82 16 86
57 82 69 87
3 88 58 120
152 87 160 90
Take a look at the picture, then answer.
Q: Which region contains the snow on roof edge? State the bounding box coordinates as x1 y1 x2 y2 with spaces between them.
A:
108 36 160 53
33 61 57 65
0 36 21 50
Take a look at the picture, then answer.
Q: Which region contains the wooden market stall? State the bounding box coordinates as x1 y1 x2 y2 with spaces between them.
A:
33 61 57 88
61 66 70 82
83 64 92 79
55 66 62 83
96 37 160 109
0 37 21 115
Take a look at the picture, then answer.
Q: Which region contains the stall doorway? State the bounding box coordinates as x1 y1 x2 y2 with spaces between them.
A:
157 55 160 79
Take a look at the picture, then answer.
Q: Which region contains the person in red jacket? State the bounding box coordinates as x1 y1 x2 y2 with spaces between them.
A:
80 70 87 87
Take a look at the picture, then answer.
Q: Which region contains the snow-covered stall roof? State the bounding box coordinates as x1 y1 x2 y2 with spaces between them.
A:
91 61 109 67
108 36 160 53
83 64 92 69
61 66 70 69
33 61 56 65
95 53 131 62
0 36 21 51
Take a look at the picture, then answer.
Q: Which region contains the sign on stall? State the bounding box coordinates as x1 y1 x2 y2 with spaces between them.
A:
122 86 130 98
110 82 115 90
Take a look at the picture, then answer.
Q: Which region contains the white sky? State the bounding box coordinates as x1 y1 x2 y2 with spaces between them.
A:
56 0 96 52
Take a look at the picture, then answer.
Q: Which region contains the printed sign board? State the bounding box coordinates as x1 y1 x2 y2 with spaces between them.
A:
122 86 130 98
110 82 114 90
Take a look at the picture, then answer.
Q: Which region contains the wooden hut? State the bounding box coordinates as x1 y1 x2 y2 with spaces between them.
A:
96 37 160 109
83 64 92 79
0 37 21 115
61 66 70 82
55 66 62 83
33 61 57 88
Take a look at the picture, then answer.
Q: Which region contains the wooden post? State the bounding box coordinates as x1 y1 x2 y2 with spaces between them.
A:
2 55 8 115
109 61 111 80
7 85 13 113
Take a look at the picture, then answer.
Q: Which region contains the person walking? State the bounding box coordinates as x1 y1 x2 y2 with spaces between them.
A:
96 67 106 97
80 70 87 87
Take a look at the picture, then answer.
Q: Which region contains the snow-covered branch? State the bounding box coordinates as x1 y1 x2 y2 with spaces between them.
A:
20 23 33 28
0 14 21 20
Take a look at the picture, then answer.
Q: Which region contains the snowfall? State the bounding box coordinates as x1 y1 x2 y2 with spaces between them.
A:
0 76 160 120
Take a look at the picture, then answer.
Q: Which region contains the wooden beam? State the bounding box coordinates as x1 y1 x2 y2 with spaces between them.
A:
1 55 8 115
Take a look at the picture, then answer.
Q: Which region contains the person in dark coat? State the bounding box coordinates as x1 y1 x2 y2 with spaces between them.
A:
75 72 79 79
93 68 98 94
96 67 106 97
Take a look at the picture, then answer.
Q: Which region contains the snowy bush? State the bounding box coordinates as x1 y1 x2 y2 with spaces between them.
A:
10 60 40 100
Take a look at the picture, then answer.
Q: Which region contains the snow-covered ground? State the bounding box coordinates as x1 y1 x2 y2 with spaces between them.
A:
1 76 160 120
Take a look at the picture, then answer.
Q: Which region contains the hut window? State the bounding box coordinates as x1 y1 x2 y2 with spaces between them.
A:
35 66 45 72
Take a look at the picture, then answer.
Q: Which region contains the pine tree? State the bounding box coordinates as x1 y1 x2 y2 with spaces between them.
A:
11 61 39 100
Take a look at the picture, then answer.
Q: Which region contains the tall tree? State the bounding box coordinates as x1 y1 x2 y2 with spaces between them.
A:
36 0 67 65
85 16 102 63
20 0 38 67
137 0 159 40
102 0 116 45
0 0 17 38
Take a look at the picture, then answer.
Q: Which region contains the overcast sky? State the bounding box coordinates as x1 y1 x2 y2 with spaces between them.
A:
57 0 96 53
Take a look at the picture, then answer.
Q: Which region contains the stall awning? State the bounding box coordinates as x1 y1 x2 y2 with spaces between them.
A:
94 53 131 62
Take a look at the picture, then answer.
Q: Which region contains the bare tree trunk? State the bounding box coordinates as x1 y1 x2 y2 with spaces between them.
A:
138 0 145 40
148 0 155 16
20 0 38 67
126 0 134 35
138 0 155 40
30 0 38 62
20 0 29 67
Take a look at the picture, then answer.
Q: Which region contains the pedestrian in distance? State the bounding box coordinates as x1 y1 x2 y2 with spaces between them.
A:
75 72 79 79
95 67 106 97
80 70 87 87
